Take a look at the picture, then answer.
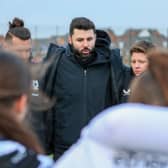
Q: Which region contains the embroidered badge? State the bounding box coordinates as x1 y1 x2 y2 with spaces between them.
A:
122 89 131 96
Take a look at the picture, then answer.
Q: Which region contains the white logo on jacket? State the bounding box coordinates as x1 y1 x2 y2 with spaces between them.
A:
122 88 131 96
32 80 39 96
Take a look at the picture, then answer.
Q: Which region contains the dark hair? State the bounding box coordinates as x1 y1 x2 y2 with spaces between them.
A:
129 48 168 106
5 17 31 41
0 51 44 154
69 17 96 35
130 40 155 56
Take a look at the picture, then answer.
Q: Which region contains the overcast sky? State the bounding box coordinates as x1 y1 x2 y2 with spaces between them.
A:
0 0 168 37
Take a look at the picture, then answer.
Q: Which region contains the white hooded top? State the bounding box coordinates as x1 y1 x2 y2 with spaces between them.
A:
54 103 168 168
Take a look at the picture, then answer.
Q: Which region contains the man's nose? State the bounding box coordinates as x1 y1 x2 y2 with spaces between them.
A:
135 63 140 68
83 40 89 47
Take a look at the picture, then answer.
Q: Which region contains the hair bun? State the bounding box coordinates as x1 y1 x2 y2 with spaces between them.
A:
9 17 24 29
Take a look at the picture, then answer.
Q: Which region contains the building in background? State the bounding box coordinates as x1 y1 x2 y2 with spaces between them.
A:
1 27 166 64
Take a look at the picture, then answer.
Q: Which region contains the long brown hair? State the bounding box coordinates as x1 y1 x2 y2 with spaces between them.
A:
0 51 44 154
129 48 168 106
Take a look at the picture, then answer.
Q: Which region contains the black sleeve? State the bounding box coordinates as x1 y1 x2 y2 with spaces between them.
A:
39 44 65 154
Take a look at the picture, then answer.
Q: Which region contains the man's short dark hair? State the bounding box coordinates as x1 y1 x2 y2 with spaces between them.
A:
5 17 31 41
69 17 96 35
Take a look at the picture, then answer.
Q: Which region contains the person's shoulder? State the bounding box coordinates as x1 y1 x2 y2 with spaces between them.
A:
0 140 53 168
83 103 168 152
0 139 26 155
44 43 66 62
109 48 122 64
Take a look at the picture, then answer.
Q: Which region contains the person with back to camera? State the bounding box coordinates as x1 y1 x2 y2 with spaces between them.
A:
0 51 53 168
53 47 168 168
41 17 126 160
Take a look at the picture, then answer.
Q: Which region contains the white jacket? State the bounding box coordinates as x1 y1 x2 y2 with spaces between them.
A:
54 103 168 168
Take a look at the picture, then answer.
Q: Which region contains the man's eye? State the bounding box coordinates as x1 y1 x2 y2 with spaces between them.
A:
139 60 146 64
77 39 83 42
16 49 31 53
131 61 136 64
87 37 93 41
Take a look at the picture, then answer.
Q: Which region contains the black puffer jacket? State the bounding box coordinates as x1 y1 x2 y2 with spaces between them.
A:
95 29 124 104
40 30 126 159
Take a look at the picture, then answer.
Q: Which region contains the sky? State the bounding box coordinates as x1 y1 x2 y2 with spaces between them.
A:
0 0 168 38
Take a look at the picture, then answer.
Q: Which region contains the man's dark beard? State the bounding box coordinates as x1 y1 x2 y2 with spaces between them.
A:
73 47 94 58
70 45 96 69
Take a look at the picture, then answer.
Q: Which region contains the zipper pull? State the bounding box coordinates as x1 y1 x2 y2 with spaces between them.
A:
84 69 87 76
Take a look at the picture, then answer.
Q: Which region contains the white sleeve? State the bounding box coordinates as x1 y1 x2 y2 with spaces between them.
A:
83 103 168 154
53 137 114 168
37 155 54 168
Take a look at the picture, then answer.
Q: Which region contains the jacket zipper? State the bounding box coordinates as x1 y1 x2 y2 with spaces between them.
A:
83 69 87 116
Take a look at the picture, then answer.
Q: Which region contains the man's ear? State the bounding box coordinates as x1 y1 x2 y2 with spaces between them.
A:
68 36 72 44
14 95 28 121
2 41 13 52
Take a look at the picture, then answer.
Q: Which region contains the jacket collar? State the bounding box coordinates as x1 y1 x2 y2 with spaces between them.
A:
65 44 111 65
